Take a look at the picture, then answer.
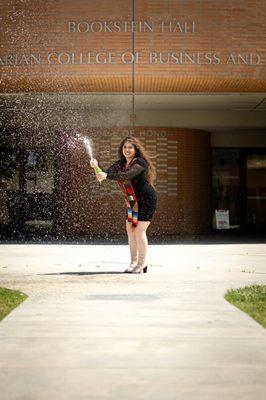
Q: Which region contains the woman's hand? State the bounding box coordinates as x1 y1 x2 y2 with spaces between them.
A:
90 158 98 168
97 172 107 182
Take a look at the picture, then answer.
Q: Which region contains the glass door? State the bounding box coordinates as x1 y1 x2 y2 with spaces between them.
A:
212 149 241 229
3 148 56 233
212 148 266 232
246 152 266 230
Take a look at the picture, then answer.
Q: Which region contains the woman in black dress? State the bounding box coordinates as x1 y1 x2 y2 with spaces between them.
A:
90 136 157 274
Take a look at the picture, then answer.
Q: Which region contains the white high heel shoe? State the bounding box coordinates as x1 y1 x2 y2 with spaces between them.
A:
124 266 134 273
124 263 137 273
131 265 148 274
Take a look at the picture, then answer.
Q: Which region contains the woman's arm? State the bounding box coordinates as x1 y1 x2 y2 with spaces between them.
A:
90 159 114 173
91 159 146 181
106 163 145 180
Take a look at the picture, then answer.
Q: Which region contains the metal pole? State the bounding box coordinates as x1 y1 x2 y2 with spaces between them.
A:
130 0 135 132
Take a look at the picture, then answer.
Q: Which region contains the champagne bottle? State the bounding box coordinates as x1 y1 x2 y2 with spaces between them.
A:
90 158 102 175
94 166 102 175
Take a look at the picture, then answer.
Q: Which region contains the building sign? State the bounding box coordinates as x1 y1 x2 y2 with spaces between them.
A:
67 20 197 33
0 19 262 67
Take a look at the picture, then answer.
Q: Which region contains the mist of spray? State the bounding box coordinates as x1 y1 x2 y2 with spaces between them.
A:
64 132 94 159
82 137 93 159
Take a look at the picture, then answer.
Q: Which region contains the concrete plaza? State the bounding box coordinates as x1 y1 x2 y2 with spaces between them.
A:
0 241 266 399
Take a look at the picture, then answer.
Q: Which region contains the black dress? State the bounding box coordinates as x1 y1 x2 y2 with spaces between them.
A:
105 157 157 221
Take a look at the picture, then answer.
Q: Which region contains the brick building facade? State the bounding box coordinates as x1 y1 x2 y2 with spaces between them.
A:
0 1 266 236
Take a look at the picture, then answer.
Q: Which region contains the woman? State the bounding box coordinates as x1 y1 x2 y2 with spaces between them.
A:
90 136 157 274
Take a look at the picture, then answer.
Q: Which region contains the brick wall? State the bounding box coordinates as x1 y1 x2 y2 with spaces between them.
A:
0 0 265 92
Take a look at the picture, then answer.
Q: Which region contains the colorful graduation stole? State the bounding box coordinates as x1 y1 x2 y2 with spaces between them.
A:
116 159 138 227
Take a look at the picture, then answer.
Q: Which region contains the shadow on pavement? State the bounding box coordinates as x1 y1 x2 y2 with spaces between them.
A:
39 271 125 276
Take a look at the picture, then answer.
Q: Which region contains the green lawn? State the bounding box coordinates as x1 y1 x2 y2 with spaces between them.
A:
0 287 28 321
225 284 266 328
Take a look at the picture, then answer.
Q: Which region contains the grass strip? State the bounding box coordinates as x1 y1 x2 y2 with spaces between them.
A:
225 284 266 328
0 287 28 321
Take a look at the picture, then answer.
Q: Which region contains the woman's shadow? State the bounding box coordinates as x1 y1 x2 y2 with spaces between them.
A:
39 271 124 276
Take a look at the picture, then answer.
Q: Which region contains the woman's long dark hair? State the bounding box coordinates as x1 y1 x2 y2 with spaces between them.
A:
118 136 156 186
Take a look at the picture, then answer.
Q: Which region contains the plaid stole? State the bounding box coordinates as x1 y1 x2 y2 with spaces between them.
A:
117 159 138 227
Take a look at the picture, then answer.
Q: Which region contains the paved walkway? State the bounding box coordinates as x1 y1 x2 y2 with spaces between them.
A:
0 243 265 400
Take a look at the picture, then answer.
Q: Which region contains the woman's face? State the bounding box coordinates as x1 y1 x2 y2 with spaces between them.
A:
122 141 136 160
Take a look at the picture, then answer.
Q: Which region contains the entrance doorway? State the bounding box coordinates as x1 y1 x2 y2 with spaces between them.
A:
212 148 266 232
244 150 266 231
0 148 56 234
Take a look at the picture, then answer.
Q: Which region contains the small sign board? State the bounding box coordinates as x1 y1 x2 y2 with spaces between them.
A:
215 210 230 229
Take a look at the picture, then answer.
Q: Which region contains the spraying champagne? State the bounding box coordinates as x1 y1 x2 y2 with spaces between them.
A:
80 136 102 178
76 134 106 182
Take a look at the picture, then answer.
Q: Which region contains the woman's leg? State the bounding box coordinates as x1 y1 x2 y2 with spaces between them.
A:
133 221 151 272
125 220 138 269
